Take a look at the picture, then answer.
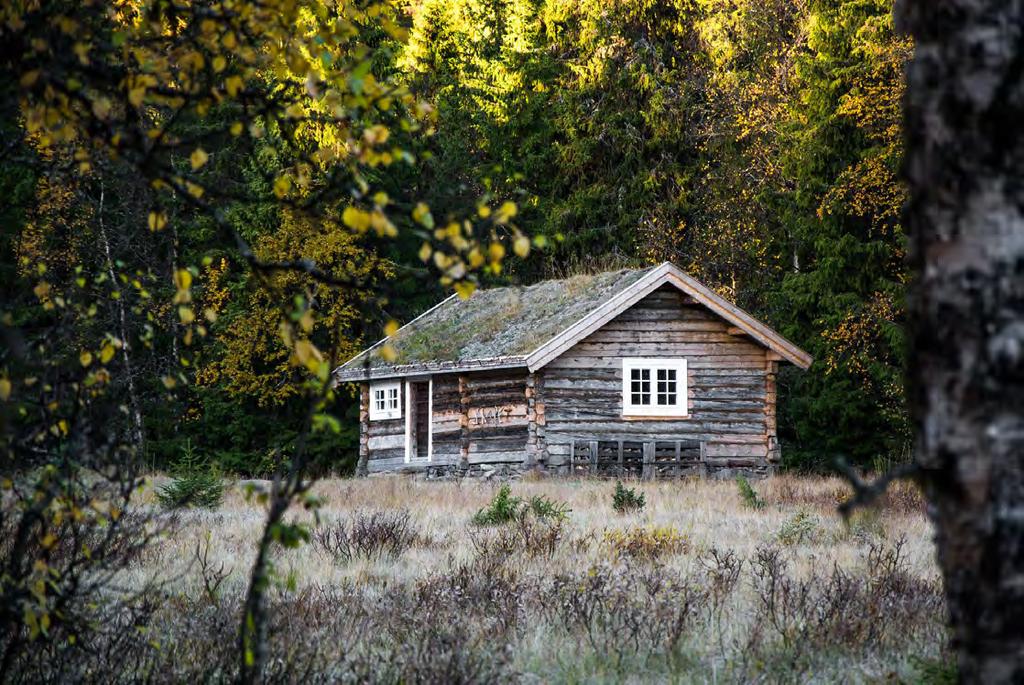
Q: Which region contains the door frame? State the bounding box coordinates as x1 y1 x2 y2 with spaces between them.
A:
404 377 432 462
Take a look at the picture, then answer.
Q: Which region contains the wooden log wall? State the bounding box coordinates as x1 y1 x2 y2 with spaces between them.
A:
363 371 532 473
541 285 774 471
364 387 406 473
429 375 461 463
765 359 780 463
462 371 530 464
357 382 370 476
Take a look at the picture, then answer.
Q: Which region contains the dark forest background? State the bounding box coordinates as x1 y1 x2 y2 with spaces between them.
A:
3 0 908 475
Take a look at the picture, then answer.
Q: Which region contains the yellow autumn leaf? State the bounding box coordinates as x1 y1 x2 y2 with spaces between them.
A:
230 121 244 136
190 148 209 170
342 206 371 232
79 350 93 367
273 175 291 198
488 242 505 262
99 343 116 364
128 85 146 108
418 242 432 262
148 211 167 231
412 202 434 229
383 320 399 337
225 75 243 97
178 306 195 324
161 376 177 389
298 310 314 333
212 56 227 73
454 281 476 300
378 343 397 362
173 269 192 291
293 339 323 371
0 378 11 401
513 234 530 258
494 201 518 223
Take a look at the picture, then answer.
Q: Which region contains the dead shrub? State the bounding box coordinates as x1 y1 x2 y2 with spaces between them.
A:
699 547 743 605
312 509 418 563
750 539 945 662
545 562 705 663
469 515 565 561
879 480 927 515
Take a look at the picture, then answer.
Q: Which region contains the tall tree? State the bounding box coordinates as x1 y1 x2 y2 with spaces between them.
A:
902 0 1024 680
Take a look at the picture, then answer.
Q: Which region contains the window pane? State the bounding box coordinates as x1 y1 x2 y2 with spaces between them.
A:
656 367 678 405
629 367 653 407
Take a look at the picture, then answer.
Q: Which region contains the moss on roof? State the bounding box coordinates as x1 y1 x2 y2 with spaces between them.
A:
342 266 654 373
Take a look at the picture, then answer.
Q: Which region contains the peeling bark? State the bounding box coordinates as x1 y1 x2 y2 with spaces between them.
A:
901 1 1024 681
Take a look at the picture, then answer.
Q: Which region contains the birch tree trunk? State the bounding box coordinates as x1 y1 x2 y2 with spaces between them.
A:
901 1 1024 681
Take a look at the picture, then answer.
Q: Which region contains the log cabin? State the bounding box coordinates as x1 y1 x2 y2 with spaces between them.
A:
335 262 812 478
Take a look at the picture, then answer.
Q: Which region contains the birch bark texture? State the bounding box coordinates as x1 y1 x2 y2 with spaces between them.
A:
901 1 1024 681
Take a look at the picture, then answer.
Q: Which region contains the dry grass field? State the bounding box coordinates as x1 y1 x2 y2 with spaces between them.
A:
88 475 949 683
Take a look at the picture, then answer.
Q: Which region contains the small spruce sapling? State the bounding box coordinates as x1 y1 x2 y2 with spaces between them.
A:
612 481 646 514
472 485 570 525
736 475 765 510
158 440 224 509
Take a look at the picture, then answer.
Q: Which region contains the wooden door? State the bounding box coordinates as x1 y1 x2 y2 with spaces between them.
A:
408 380 431 460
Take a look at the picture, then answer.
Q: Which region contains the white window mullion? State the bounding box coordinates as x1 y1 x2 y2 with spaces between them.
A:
404 380 412 462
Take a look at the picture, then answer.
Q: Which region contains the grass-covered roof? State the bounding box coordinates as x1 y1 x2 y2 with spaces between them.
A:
337 266 654 379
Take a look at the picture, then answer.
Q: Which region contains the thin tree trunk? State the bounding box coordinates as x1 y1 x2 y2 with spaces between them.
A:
901 1 1024 681
98 184 145 450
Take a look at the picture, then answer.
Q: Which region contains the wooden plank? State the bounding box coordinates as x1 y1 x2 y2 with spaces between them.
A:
704 442 770 458
642 442 654 481
466 451 527 464
367 434 405 451
545 428 766 443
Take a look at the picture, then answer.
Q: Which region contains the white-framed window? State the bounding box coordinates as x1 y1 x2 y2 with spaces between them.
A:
622 358 688 417
369 381 401 421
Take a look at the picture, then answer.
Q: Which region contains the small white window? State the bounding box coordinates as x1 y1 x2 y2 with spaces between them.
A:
622 359 687 417
369 381 401 421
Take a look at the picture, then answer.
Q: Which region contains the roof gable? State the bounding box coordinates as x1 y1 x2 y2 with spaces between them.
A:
335 262 811 381
526 263 812 371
